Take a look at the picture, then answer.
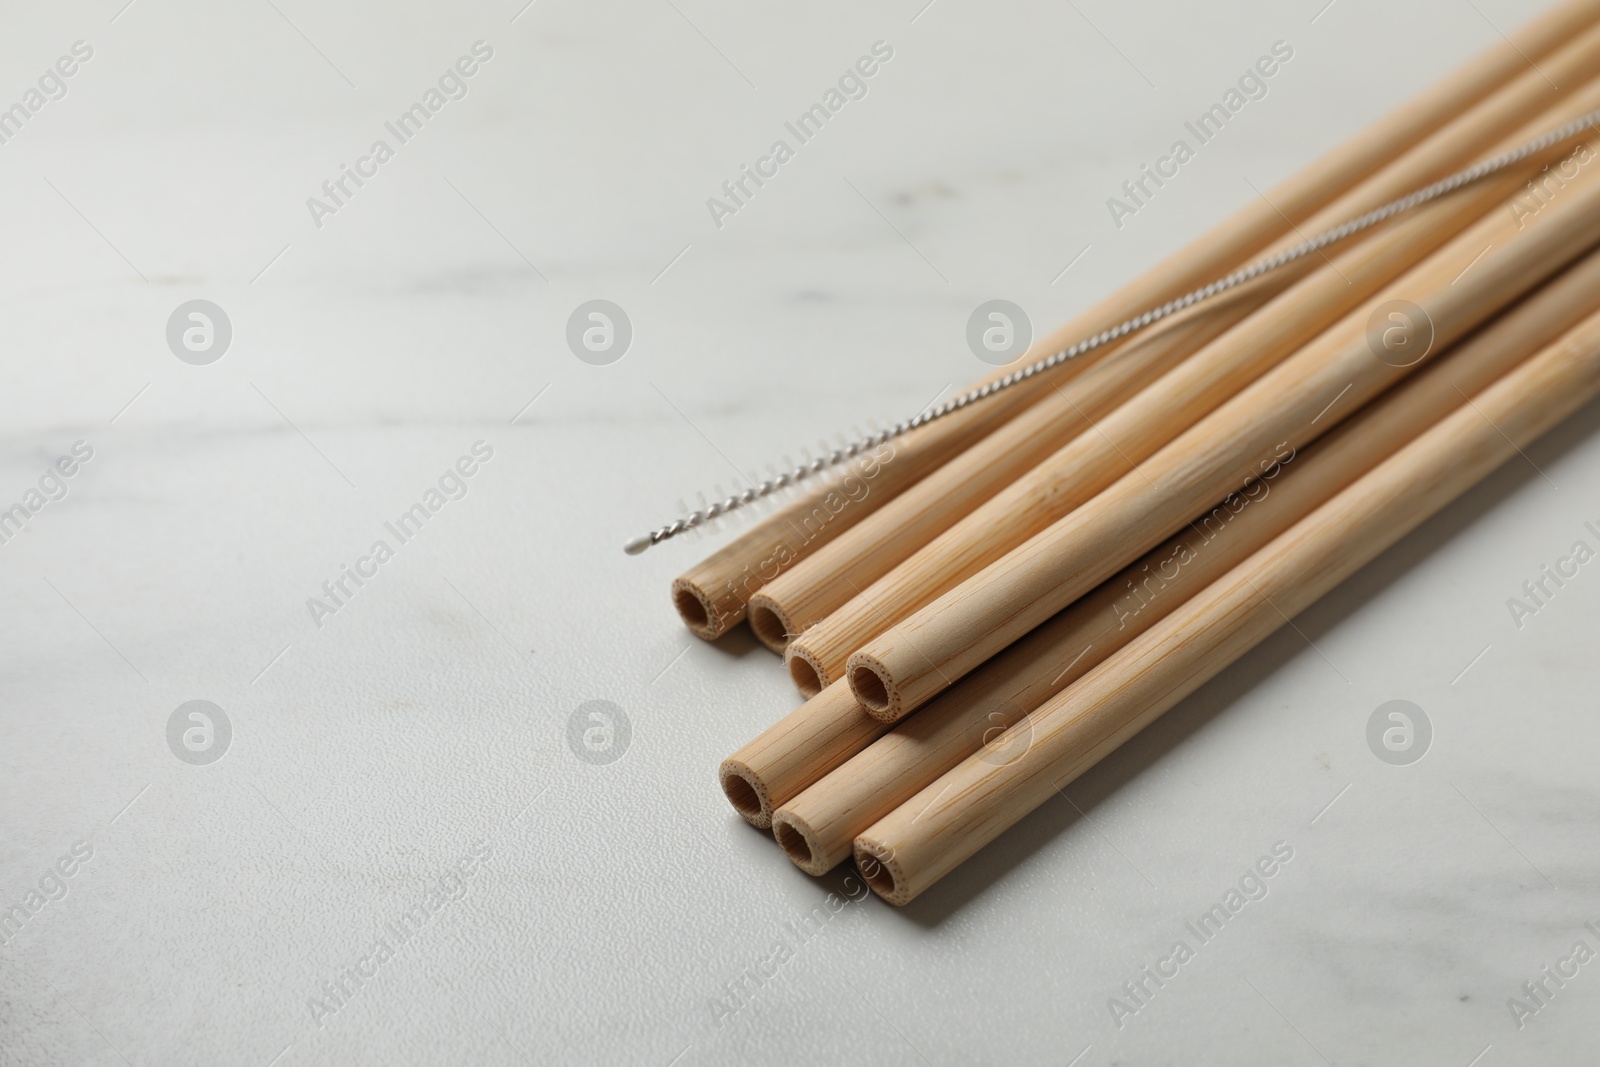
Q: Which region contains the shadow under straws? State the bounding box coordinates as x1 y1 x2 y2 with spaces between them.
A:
701 623 770 662
880 392 1600 926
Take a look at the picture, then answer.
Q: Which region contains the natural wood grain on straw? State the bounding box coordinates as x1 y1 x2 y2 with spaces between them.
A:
766 246 1600 874
747 284 1271 657
719 680 887 829
669 0 1599 640
751 17 1600 663
795 79 1600 699
846 135 1600 720
853 304 1600 904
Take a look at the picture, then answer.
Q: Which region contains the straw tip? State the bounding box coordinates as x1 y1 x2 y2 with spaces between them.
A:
623 534 653 556
719 760 773 828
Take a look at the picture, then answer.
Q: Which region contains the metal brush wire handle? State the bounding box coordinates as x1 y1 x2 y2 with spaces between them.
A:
625 107 1600 555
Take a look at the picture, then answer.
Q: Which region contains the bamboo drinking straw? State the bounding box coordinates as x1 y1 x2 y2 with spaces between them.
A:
768 247 1600 874
853 304 1600 904
847 137 1600 720
749 22 1600 657
668 0 1598 640
720 679 889 828
743 286 1271 652
731 242 1600 840
788 84 1600 695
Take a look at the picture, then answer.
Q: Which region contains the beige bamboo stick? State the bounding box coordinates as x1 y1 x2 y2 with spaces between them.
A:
745 281 1274 652
669 0 1599 640
748 20 1600 657
720 679 888 829
788 82 1600 696
731 238 1600 838
767 246 1600 874
854 304 1600 904
847 133 1600 721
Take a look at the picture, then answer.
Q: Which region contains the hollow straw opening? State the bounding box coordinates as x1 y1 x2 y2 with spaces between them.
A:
855 843 899 900
786 651 825 698
863 860 896 897
719 765 770 826
672 583 713 634
748 602 790 653
773 818 815 869
850 663 891 713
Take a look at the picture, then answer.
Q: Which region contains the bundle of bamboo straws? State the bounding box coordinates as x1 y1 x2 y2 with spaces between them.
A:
667 0 1600 905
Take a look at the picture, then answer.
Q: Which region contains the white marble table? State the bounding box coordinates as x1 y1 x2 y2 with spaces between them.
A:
3 1 1598 1064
